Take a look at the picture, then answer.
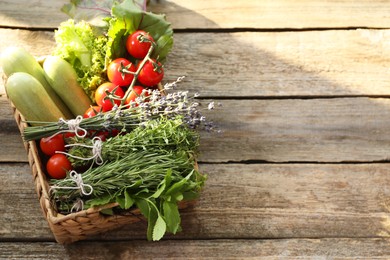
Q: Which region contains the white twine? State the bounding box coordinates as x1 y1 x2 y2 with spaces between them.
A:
55 115 88 138
57 136 104 165
50 170 93 196
70 198 84 213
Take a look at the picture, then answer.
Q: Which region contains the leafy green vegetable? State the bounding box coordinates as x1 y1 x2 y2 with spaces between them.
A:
61 0 148 30
106 0 173 62
53 19 108 101
61 0 113 31
54 0 174 101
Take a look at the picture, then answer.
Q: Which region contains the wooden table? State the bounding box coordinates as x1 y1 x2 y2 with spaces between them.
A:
2 0 390 258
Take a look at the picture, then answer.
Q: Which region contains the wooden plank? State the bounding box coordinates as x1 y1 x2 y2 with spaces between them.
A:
2 238 390 259
2 163 390 240
2 96 390 163
2 0 390 30
0 98 28 162
2 29 390 97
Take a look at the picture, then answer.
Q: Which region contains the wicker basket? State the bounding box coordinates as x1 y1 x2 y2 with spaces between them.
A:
10 102 196 244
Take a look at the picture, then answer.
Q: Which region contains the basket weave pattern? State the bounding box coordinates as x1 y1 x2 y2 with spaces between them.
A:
11 103 194 244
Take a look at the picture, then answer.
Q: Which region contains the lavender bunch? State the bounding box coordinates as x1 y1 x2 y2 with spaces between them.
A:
23 78 217 141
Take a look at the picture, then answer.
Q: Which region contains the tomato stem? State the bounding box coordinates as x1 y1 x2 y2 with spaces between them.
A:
120 40 157 106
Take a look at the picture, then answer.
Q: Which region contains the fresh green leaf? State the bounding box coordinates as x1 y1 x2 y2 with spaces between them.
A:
86 193 114 207
151 180 166 199
116 195 126 209
100 208 114 215
61 0 113 29
135 198 151 219
182 191 200 201
106 0 173 62
153 34 174 63
163 200 181 234
153 214 167 241
116 190 134 209
174 192 184 202
146 207 157 241
166 172 194 196
124 190 135 209
151 169 172 199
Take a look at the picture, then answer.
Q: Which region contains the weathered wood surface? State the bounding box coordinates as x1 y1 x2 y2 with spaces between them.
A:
2 0 390 258
3 96 390 163
2 0 390 30
3 239 390 259
2 29 390 97
3 163 390 240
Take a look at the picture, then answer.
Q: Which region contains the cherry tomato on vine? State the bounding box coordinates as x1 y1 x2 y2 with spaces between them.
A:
126 30 154 59
95 82 125 112
40 134 65 156
125 85 150 106
83 106 103 118
137 59 164 87
107 58 136 86
46 154 72 179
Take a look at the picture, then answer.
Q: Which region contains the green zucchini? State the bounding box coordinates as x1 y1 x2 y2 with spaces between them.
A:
5 72 70 124
0 46 73 118
43 56 92 116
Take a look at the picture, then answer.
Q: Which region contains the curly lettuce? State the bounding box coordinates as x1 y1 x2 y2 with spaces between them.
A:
53 19 108 101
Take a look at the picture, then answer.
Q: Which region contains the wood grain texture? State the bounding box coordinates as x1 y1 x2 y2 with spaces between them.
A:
2 238 390 259
2 0 390 30
2 29 390 97
2 163 390 240
2 96 390 163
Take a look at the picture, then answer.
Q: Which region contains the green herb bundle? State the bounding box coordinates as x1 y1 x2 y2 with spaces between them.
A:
67 116 199 168
23 88 211 141
51 148 205 241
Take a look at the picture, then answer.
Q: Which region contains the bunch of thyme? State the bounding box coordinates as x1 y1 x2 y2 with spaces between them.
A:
67 116 200 168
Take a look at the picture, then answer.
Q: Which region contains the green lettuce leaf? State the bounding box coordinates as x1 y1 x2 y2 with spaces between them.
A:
107 0 173 63
53 19 108 101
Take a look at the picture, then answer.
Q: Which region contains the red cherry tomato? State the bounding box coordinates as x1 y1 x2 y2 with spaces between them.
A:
95 82 125 112
83 106 103 118
137 59 164 87
126 30 154 59
125 85 150 105
46 154 72 179
107 58 136 86
40 134 65 156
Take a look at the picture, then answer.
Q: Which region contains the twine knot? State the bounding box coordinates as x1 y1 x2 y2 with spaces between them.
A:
50 170 93 196
58 137 104 165
58 115 87 138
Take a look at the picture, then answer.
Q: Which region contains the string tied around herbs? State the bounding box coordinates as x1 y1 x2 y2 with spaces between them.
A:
57 136 104 165
50 170 93 196
70 198 85 213
56 115 88 138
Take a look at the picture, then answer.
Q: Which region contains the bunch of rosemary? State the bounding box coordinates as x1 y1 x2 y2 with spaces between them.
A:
51 148 205 241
